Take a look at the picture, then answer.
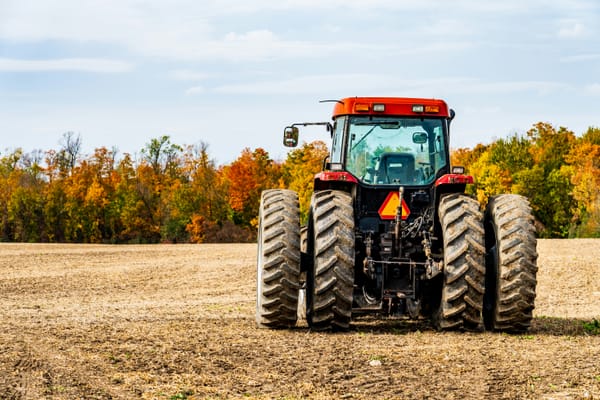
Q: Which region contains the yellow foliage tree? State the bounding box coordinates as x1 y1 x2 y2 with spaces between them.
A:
282 141 329 223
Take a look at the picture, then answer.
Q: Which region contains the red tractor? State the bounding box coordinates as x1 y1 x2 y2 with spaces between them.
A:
256 97 537 332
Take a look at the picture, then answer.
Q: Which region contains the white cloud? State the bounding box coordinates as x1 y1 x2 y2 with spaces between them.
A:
0 0 525 63
418 19 474 37
459 81 571 95
185 86 206 95
4 0 588 66
585 83 600 95
560 53 600 63
0 2 331 62
170 70 211 81
0 58 133 73
213 75 570 97
213 74 374 95
557 20 586 38
199 0 597 14
151 29 464 62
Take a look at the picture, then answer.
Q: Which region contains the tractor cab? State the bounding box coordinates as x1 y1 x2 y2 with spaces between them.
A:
284 97 454 188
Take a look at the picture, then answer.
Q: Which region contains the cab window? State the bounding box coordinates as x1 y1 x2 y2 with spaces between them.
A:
330 116 346 164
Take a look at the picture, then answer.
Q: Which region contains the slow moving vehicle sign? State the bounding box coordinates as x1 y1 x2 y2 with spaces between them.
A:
378 191 410 220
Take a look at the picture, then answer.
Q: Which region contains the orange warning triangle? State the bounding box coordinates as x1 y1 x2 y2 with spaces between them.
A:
378 192 410 220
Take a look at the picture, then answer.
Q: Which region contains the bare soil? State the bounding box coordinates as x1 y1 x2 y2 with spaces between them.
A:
1 239 599 399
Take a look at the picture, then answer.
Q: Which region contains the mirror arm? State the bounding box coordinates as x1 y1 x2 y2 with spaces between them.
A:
284 121 333 148
291 122 332 129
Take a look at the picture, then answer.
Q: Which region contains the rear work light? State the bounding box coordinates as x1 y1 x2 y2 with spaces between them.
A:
452 166 465 174
413 104 441 113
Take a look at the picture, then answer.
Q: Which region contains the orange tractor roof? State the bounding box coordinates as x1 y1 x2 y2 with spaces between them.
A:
332 97 450 119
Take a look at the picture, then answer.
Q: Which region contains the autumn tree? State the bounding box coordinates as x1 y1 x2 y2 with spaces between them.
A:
112 153 156 243
527 122 576 174
451 143 489 172
468 149 512 205
564 127 600 237
223 147 282 229
514 123 576 237
182 143 229 243
281 140 329 223
0 150 22 240
137 136 185 242
0 149 47 241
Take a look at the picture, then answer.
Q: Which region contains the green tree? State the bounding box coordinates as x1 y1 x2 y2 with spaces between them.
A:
581 126 600 146
489 134 533 175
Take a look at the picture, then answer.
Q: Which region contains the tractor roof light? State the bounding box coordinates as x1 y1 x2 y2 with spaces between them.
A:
412 104 424 113
373 104 385 112
425 105 440 113
354 103 370 112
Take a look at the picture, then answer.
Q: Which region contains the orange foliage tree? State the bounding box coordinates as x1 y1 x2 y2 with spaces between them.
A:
222 147 282 229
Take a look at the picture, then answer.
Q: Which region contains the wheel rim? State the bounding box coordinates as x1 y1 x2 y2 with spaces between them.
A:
255 213 264 317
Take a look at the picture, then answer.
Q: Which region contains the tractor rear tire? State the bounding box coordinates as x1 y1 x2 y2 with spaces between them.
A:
306 190 355 331
256 189 301 328
484 194 538 332
435 193 486 330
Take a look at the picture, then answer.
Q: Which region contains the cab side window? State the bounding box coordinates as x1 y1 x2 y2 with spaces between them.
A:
330 116 346 163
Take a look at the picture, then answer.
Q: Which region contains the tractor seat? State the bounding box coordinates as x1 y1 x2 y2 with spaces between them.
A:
375 152 416 184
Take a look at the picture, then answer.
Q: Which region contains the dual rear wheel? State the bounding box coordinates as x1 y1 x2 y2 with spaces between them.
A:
435 193 538 332
256 189 354 330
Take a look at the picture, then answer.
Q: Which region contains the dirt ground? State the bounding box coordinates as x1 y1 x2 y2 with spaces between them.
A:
1 239 599 400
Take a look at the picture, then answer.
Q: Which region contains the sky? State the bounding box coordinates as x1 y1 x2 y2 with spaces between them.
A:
1 0 599 165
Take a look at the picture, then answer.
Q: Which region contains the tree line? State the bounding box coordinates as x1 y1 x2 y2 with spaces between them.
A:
1 122 598 243
0 133 327 243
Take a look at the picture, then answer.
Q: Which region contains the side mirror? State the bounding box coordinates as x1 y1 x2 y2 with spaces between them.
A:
283 126 299 147
412 132 428 144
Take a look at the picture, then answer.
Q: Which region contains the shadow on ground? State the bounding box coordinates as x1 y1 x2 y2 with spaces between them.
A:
300 316 600 337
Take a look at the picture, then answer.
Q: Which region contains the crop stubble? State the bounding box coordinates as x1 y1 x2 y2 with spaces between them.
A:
0 240 599 399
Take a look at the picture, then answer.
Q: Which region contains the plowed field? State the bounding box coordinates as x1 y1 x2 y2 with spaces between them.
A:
1 240 599 399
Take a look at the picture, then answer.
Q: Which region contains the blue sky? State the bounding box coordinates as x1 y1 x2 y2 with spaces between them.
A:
1 0 599 164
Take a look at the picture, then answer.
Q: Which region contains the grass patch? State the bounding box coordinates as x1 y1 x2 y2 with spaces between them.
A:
582 319 600 335
519 335 535 340
168 390 194 400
